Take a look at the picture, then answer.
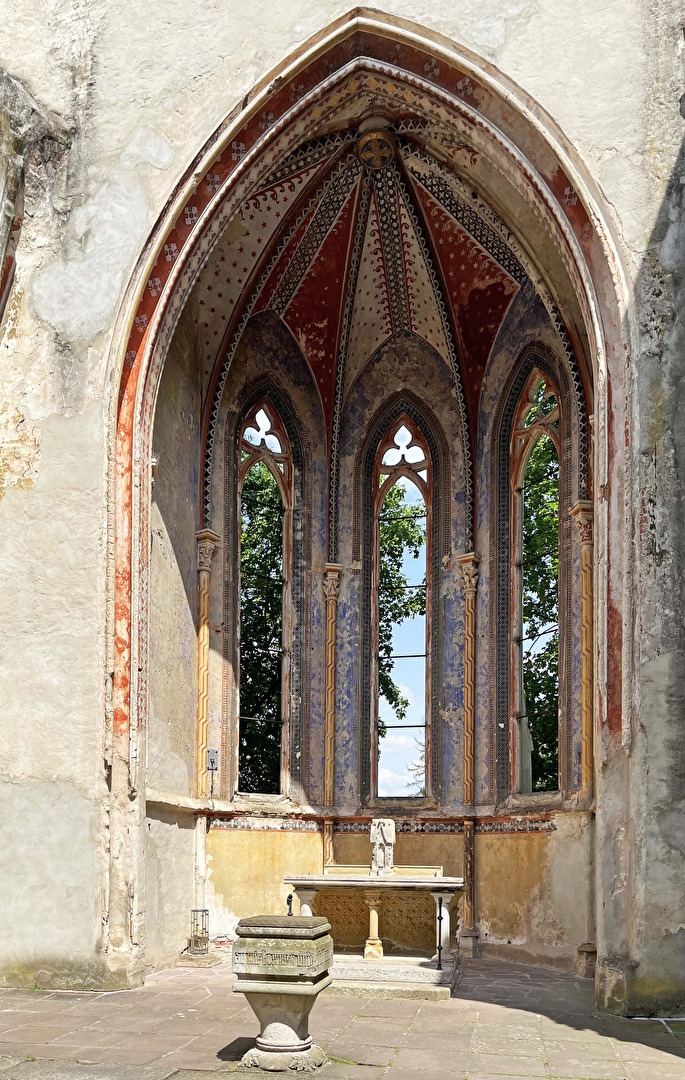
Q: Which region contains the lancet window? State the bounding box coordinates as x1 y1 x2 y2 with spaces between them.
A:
236 402 292 795
510 372 561 793
371 419 432 800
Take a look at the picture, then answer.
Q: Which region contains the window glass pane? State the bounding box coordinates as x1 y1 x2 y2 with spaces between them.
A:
520 432 559 792
377 476 427 797
238 460 283 794
378 723 425 797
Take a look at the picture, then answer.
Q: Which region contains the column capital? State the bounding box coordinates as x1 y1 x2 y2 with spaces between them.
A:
323 563 343 601
196 529 220 572
571 501 593 546
457 551 480 595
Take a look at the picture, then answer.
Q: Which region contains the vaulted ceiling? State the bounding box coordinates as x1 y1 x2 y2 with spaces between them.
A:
195 115 533 442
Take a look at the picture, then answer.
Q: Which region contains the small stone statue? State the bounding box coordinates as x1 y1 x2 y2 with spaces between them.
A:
370 818 396 876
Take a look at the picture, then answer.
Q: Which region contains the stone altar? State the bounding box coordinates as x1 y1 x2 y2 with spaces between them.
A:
232 915 332 1071
284 874 463 963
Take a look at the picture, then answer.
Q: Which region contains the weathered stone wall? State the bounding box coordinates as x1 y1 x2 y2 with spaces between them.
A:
0 0 683 1007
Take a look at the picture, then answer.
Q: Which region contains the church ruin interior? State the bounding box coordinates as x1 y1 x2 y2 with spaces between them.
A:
2 8 684 1020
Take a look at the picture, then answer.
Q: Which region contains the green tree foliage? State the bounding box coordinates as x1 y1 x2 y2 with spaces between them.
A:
238 466 430 793
521 432 560 791
377 480 427 737
238 460 284 793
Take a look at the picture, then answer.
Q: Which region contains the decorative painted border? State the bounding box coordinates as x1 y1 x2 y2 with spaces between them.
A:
206 815 555 834
208 816 322 831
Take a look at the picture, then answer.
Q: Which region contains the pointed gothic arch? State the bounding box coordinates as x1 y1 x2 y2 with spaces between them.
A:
105 9 630 982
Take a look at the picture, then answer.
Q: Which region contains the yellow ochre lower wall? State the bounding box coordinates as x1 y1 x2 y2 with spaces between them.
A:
206 826 322 935
206 813 593 970
476 813 594 970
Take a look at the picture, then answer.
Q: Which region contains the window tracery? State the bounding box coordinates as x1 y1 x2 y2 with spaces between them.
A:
492 346 583 803
236 402 293 795
356 399 449 807
372 420 432 799
510 373 560 793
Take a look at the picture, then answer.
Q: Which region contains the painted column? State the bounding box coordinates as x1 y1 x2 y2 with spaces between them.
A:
457 553 479 805
323 564 342 866
571 502 594 799
363 893 383 960
457 554 480 957
460 819 479 957
195 529 220 797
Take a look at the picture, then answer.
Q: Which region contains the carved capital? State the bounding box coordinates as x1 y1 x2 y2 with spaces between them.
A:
457 552 480 596
323 563 342 602
196 529 220 573
571 501 593 547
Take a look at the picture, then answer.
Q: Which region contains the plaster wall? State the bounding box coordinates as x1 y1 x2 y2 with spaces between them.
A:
145 808 196 970
149 301 201 798
0 406 108 988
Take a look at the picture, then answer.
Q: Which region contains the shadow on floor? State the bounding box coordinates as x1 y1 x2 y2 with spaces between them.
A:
217 1035 256 1061
453 959 685 1061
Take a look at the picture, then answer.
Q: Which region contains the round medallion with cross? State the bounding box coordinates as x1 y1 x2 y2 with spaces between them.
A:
357 130 396 170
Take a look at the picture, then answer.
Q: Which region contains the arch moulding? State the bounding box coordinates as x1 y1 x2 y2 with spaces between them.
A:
103 8 632 982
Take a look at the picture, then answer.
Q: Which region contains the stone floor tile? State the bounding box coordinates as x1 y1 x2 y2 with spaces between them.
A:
335 1021 408 1047
0 1059 22 1073
153 1050 230 1071
392 1045 470 1071
360 999 423 1018
621 1062 685 1080
543 1054 630 1079
380 1069 468 1080
79 1014 163 1033
613 1041 685 1063
469 1052 549 1076
542 1038 618 1060
1 1064 176 1079
104 1034 197 1057
49 1029 132 1050
0 1028 76 1045
539 1024 609 1041
325 1038 396 1066
68 1045 177 1067
4 1047 90 1063
472 1041 544 1059
400 1030 473 1052
611 1029 684 1049
466 1075 553 1080
312 1066 386 1080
